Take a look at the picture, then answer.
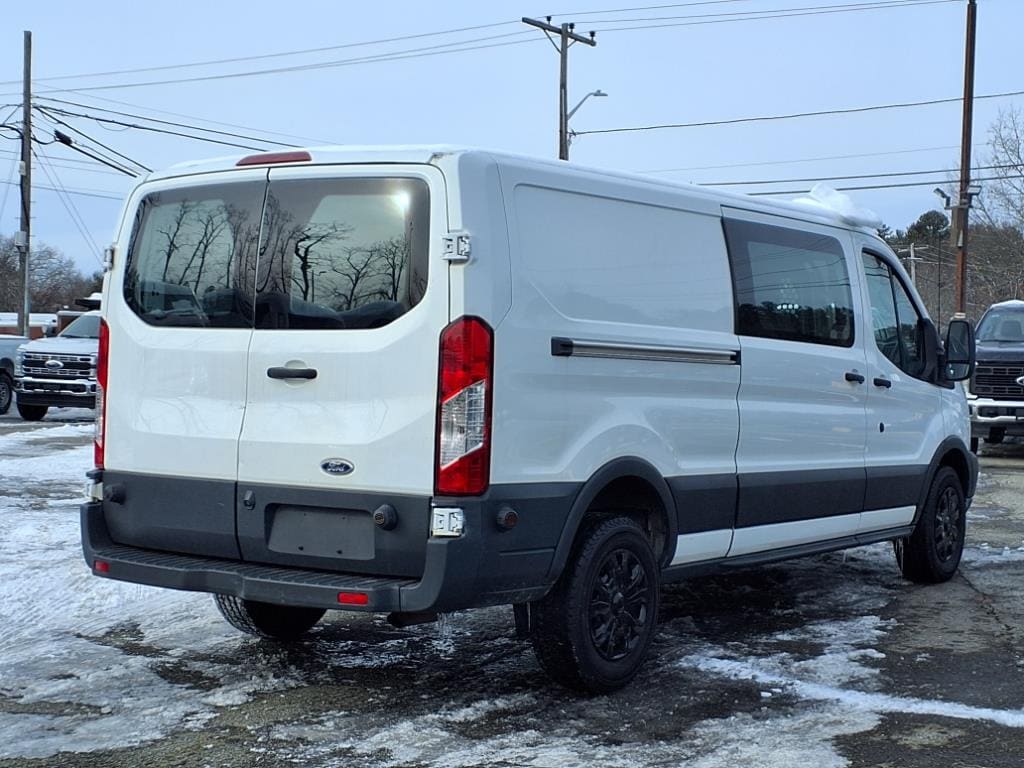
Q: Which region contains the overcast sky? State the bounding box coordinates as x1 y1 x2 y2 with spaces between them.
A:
0 0 1018 275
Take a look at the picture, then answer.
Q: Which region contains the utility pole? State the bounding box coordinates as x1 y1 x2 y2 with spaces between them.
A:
17 31 32 338
953 0 977 317
521 17 596 160
897 242 929 287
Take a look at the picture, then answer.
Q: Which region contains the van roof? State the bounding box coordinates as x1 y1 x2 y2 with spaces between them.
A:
144 144 882 234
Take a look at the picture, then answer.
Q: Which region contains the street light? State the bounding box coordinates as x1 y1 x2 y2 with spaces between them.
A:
565 89 608 156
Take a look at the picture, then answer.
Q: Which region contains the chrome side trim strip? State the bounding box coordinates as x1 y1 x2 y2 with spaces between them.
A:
551 337 739 365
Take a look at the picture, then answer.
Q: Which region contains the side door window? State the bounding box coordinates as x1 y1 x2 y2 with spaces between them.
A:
861 253 925 378
723 218 854 347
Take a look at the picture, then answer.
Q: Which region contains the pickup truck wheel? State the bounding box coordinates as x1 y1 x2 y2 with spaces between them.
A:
214 595 325 640
970 437 979 454
984 428 1005 445
530 516 659 693
0 372 12 415
16 403 48 421
894 466 965 584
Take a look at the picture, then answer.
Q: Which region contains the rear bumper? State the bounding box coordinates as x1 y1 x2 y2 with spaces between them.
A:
81 480 579 612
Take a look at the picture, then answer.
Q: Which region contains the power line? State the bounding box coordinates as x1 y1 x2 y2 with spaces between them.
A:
35 106 152 171
33 89 333 145
38 101 295 149
0 20 521 85
748 174 1024 196
0 179 123 200
37 105 265 152
581 0 952 24
15 33 540 94
33 147 103 262
0 146 127 176
550 0 760 17
576 88 1024 136
703 163 1018 187
638 144 971 173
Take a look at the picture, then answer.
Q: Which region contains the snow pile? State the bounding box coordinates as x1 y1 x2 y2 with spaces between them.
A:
790 184 882 229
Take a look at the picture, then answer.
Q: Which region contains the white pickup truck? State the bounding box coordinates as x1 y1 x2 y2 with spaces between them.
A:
13 311 100 421
0 335 26 415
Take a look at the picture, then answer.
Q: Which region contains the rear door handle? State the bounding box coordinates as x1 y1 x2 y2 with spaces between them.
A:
873 377 892 389
267 367 317 380
844 371 865 384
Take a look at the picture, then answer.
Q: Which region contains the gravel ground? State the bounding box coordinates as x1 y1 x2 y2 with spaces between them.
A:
1 408 1023 767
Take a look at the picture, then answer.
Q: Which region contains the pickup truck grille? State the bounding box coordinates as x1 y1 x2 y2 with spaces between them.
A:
972 362 1024 399
21 352 94 379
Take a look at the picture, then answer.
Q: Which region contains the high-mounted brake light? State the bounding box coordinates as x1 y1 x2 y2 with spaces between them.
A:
94 318 109 469
435 316 493 496
235 151 311 166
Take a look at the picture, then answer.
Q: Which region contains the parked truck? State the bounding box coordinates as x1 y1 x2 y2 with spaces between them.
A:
13 311 100 420
0 335 25 414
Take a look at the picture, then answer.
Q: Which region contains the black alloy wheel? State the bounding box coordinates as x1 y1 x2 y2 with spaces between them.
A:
588 548 651 662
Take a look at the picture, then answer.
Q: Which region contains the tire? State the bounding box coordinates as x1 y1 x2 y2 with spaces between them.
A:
530 516 660 693
970 437 979 454
984 428 1005 445
214 595 325 640
894 466 966 584
16 402 48 421
0 373 12 415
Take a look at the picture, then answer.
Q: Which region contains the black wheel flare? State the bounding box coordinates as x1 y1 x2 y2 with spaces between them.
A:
587 548 650 662
933 486 962 562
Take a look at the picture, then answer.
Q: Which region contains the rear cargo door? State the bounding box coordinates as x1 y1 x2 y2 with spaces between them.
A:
103 170 268 559
235 165 449 576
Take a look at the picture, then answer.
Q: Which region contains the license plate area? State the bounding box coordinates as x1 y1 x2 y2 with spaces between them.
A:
267 505 374 560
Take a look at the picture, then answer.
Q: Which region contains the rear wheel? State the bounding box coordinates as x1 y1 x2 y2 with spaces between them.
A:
0 373 12 415
214 595 325 640
894 466 966 584
16 403 48 421
531 516 659 693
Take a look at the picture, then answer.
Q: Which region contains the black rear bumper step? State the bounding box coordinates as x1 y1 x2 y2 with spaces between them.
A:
81 501 477 613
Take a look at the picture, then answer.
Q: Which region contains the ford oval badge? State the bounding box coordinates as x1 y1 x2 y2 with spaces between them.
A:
321 458 355 476
1017 376 1024 387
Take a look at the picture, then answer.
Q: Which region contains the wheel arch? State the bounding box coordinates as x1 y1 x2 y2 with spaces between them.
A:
547 457 678 581
914 437 977 525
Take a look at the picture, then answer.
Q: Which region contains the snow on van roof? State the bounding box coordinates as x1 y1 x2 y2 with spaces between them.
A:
146 144 881 233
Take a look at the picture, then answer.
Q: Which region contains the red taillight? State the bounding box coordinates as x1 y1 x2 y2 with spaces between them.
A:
435 316 493 496
338 592 369 605
94 318 109 469
235 151 311 166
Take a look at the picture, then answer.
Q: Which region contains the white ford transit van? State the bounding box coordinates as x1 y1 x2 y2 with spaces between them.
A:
82 146 977 692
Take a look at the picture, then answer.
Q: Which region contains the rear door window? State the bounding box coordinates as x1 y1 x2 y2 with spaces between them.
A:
124 181 266 328
724 218 855 347
254 177 430 330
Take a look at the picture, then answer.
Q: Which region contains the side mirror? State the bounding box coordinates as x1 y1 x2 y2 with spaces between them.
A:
944 319 975 381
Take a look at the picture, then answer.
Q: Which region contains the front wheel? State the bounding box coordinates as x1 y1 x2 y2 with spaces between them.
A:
17 402 48 421
0 373 12 415
894 466 966 584
531 516 660 693
214 595 325 640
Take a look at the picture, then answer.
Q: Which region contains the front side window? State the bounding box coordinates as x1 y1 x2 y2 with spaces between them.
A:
124 182 265 328
724 219 854 347
255 178 430 330
862 253 926 378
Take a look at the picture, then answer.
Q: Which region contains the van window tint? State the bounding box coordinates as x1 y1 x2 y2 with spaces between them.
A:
862 253 926 378
724 219 854 347
124 182 265 327
254 178 429 330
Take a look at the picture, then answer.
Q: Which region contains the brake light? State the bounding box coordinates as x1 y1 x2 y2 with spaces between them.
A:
235 151 311 166
94 318 109 469
435 316 493 496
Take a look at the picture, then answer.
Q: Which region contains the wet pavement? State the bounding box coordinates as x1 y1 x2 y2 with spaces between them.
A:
1 409 1022 767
